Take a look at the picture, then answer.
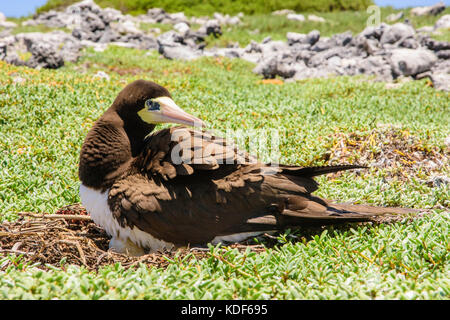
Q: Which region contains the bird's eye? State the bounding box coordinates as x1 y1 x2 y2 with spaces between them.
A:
145 99 160 111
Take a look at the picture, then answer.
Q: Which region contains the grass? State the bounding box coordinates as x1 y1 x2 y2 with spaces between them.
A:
5 6 449 47
0 15 449 298
0 213 449 299
205 7 450 47
36 0 373 16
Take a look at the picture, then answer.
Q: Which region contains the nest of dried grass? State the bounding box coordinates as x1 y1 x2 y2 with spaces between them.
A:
0 204 267 271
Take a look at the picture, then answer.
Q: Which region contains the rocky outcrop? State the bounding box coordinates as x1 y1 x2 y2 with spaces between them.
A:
246 22 448 90
0 1 448 91
0 31 82 69
435 14 450 30
410 2 445 16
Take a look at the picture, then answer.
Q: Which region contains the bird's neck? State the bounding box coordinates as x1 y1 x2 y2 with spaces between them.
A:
78 110 152 191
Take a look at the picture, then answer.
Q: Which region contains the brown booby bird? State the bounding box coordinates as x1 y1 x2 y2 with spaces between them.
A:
79 80 412 255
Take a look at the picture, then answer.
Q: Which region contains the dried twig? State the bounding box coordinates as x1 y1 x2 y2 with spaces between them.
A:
17 212 92 221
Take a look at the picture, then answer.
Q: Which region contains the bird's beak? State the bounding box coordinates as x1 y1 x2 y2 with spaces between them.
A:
138 96 205 127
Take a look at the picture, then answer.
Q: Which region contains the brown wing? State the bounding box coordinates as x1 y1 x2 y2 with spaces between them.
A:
107 126 315 245
133 126 258 180
107 127 411 246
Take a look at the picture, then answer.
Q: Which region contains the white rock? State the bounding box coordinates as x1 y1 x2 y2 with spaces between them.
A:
390 48 438 76
173 22 190 35
111 20 141 35
411 2 445 16
94 71 110 80
386 11 404 22
431 73 450 91
308 15 325 23
272 9 295 16
0 21 17 28
21 20 38 27
227 16 241 25
417 26 434 33
286 13 305 22
434 14 450 30
380 23 415 44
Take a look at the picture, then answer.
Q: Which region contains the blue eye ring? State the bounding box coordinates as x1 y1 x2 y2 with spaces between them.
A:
145 99 160 111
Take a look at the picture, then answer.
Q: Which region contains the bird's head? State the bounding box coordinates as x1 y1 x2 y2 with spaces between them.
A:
112 79 205 128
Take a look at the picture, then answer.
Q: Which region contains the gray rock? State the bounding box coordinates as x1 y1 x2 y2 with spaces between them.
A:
308 15 325 23
390 48 437 77
121 33 158 50
386 11 404 22
98 28 121 43
361 38 380 55
99 7 124 24
423 38 450 51
15 31 82 63
411 2 445 16
111 20 141 35
434 14 450 30
0 18 17 28
168 12 189 24
208 48 244 59
356 56 393 81
436 49 450 59
157 31 184 46
331 31 353 46
212 12 241 26
286 13 305 22
417 26 435 33
400 37 420 49
262 36 272 44
286 32 308 46
173 22 190 35
359 23 389 40
198 19 222 37
430 73 450 91
272 9 295 16
287 30 320 46
310 39 332 52
245 40 262 53
253 53 303 79
307 30 321 46
146 8 167 22
26 42 64 69
380 23 415 45
308 47 345 67
0 42 7 60
159 44 202 60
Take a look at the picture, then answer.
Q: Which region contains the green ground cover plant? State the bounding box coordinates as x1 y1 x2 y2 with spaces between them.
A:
36 0 374 16
0 44 448 298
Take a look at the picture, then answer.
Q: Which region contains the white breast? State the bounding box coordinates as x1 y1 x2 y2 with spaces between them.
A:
79 184 174 253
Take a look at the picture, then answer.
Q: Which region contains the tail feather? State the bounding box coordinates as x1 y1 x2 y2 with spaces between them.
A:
217 164 418 238
280 202 418 226
219 202 419 235
281 164 367 177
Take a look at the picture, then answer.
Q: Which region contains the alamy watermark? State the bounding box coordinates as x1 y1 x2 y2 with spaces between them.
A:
169 126 283 168
366 5 381 27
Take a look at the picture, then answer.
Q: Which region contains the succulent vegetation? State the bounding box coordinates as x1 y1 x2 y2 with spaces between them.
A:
0 1 449 300
36 0 374 16
0 45 449 299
